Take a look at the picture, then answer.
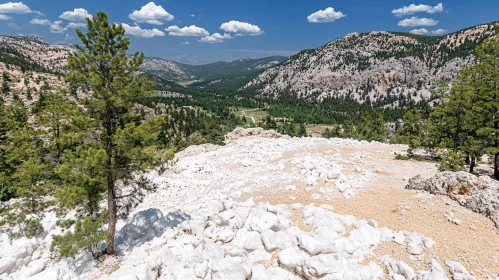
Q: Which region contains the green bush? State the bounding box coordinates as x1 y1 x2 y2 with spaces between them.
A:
437 149 466 172
51 215 108 259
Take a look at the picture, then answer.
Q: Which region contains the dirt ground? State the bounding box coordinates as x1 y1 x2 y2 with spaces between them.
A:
239 143 499 279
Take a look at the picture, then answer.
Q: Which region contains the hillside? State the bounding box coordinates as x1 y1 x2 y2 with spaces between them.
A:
0 35 68 95
245 23 497 107
141 56 287 82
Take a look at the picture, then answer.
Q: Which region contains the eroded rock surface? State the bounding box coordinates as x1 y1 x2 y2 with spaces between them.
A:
407 171 499 226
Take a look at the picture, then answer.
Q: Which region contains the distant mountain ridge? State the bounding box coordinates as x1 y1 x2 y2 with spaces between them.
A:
140 55 288 82
244 22 498 108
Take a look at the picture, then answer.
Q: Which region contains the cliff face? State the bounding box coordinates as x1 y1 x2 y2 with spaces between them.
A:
245 24 496 106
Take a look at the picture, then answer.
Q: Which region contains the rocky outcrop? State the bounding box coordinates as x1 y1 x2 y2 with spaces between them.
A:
407 171 499 226
225 127 284 144
245 24 495 106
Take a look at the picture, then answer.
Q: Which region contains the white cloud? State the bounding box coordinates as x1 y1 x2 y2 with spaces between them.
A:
392 3 444 16
199 33 232 43
409 28 448 35
0 14 10 20
190 14 195 17
183 41 190 45
30 18 50 25
307 7 345 23
0 2 42 15
428 3 444 14
67 22 87 29
166 25 209 36
220 20 263 35
50 21 67 33
121 23 165 38
59 8 92 22
430 28 447 35
128 2 174 25
398 17 438 27
409 28 429 35
30 18 68 33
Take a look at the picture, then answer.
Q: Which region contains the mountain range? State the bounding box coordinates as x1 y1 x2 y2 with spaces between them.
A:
1 21 498 109
244 23 497 106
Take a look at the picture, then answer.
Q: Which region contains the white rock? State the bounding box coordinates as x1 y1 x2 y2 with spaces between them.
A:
383 256 416 280
278 247 307 269
248 249 271 263
243 231 264 251
446 260 476 280
417 259 447 280
311 194 321 200
261 229 298 251
248 209 281 233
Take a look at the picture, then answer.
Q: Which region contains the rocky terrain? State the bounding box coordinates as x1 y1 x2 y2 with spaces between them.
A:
2 128 499 280
0 35 69 93
0 35 286 93
244 23 497 106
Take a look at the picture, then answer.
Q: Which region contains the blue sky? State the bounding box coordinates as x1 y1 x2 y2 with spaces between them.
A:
0 0 498 64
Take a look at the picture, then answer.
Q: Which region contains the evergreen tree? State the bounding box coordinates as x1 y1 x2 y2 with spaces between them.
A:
55 11 167 256
472 28 499 178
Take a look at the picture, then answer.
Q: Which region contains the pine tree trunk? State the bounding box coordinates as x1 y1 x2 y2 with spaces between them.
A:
469 157 476 174
495 153 499 179
105 110 117 255
106 170 116 254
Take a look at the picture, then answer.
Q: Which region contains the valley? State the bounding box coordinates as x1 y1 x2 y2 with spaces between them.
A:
1 9 499 280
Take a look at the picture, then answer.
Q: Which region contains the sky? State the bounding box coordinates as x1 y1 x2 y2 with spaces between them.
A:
0 0 498 64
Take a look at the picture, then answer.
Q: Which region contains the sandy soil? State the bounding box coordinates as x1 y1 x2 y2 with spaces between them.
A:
239 142 499 279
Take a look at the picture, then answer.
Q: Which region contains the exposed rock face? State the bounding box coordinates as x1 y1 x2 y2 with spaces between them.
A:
245 24 496 106
407 171 499 226
225 127 284 144
140 57 193 81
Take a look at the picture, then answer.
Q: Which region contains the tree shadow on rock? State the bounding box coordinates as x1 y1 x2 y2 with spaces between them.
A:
115 208 190 250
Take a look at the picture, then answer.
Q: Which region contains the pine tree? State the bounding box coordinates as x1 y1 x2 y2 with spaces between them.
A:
57 11 167 255
472 27 499 178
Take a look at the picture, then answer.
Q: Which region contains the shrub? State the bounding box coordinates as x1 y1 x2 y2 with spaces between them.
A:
437 149 466 172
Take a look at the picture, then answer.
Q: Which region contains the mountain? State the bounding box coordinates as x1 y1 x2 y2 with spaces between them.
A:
0 35 68 95
139 56 288 82
244 23 497 107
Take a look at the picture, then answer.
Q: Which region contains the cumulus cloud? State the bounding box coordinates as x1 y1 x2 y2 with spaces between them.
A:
50 21 67 33
409 28 429 35
430 28 447 35
30 18 70 33
398 17 438 27
427 3 444 14
128 2 174 25
166 25 209 36
220 20 263 36
0 2 42 15
392 3 444 16
59 8 92 22
30 18 50 25
0 14 10 20
409 28 448 36
199 33 232 43
307 7 345 23
67 22 87 29
121 23 165 38
183 41 190 45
